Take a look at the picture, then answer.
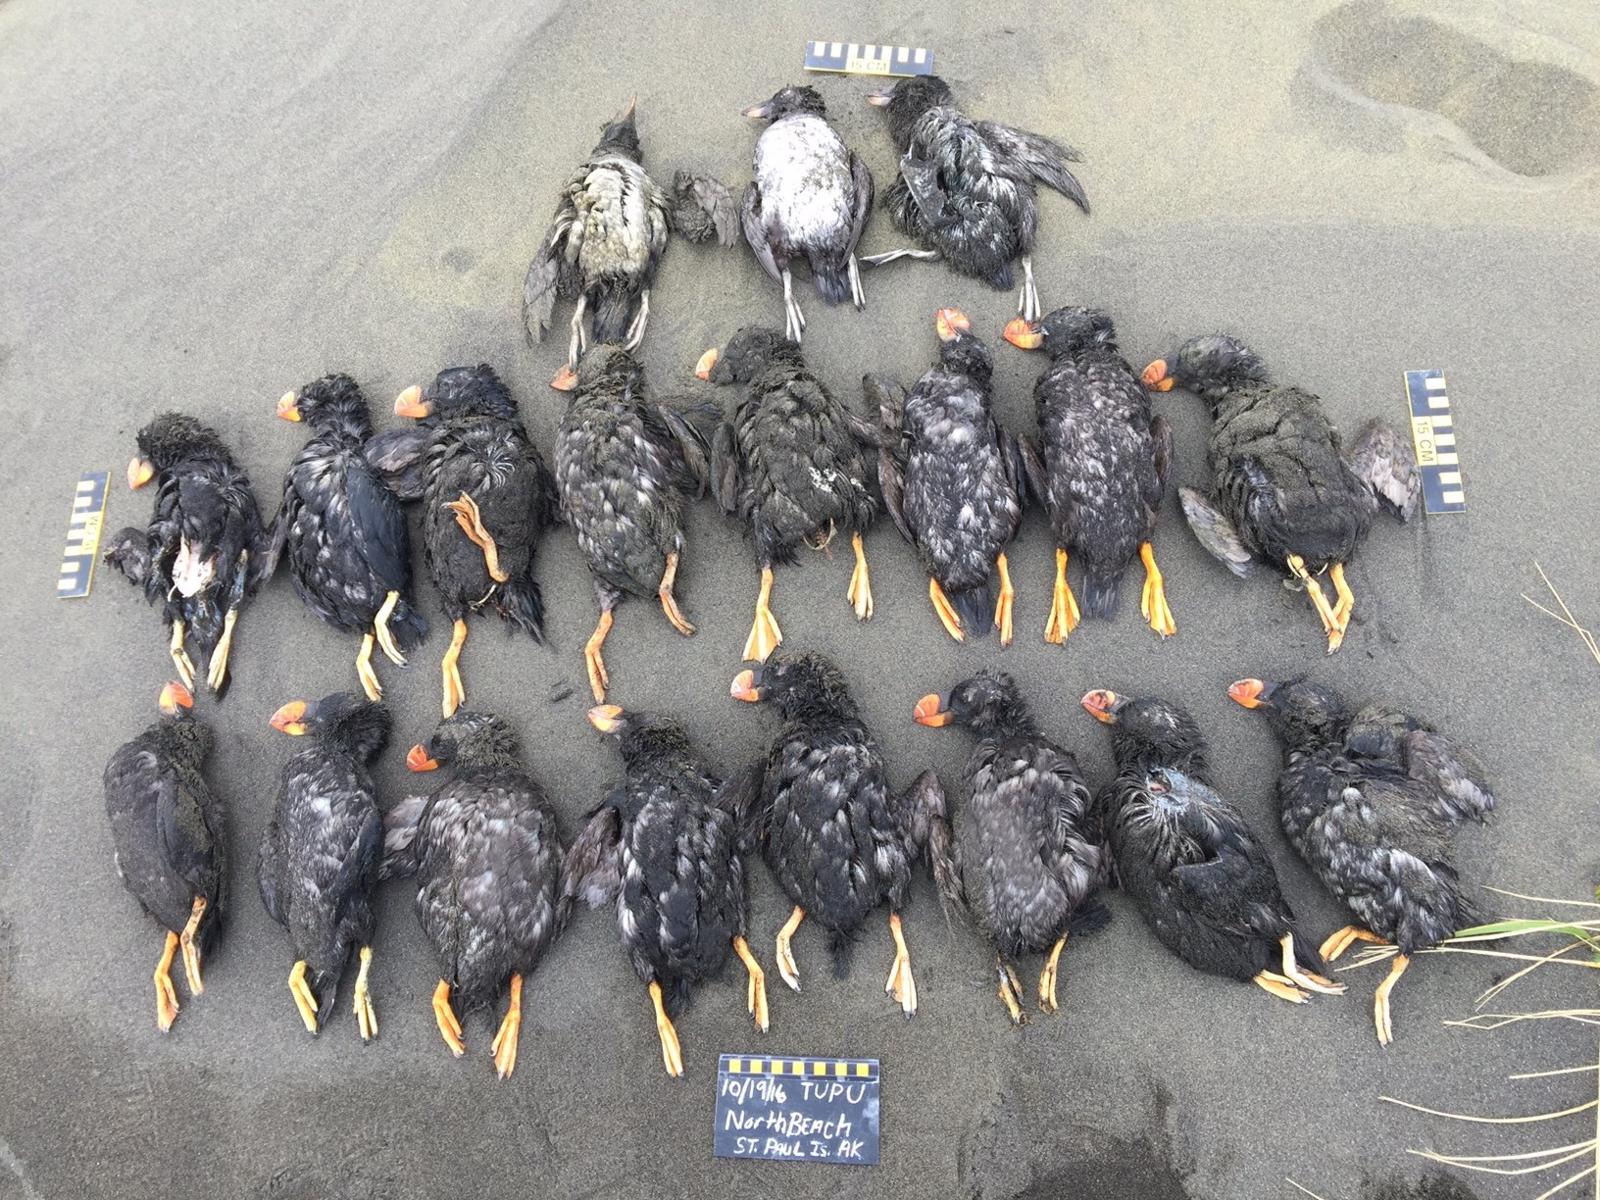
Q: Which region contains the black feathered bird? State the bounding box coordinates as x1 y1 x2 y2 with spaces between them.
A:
548 345 711 701
874 307 1026 645
740 85 874 342
372 366 559 716
104 413 266 695
696 327 880 661
913 671 1106 1023
864 75 1089 322
1142 336 1418 653
1229 678 1495 1044
522 97 738 374
267 375 427 701
1004 306 1176 642
258 692 390 1041
103 681 225 1032
1079 689 1343 1004
732 653 951 1016
564 705 769 1076
390 710 567 1079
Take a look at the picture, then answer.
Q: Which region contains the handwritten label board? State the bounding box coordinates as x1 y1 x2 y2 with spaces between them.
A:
714 1055 880 1165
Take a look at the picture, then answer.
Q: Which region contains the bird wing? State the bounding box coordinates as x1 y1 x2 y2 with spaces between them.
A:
561 799 623 910
710 419 742 516
669 169 741 247
712 761 768 853
896 770 963 914
1178 485 1259 577
996 424 1034 510
975 120 1091 214
1150 413 1174 495
897 152 949 226
1399 727 1496 825
261 473 300 585
522 199 582 346
379 795 428 880
1343 416 1420 521
329 806 383 926
345 454 412 594
1018 434 1049 513
739 182 783 284
364 426 435 501
863 374 914 543
846 149 875 256
155 769 220 901
643 396 715 498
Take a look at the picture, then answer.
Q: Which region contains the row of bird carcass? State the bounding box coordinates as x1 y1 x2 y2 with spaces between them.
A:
103 305 1422 729
106 645 1492 1077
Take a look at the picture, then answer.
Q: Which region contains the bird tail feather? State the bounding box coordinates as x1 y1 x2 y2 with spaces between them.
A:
590 288 636 345
809 256 853 306
827 927 857 979
1069 896 1112 936
500 577 546 643
386 597 429 652
662 975 694 1020
950 582 994 638
1079 569 1120 620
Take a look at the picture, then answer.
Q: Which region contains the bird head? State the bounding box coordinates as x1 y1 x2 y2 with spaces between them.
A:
409 709 520 772
1142 335 1268 402
130 412 225 487
395 364 516 422
915 671 1033 737
1082 690 1209 776
557 343 640 393
732 653 857 721
272 693 390 757
1229 678 1347 746
595 95 642 159
696 326 795 383
1005 306 1115 358
933 309 993 379
866 75 954 149
158 680 194 718
278 373 371 434
744 85 826 122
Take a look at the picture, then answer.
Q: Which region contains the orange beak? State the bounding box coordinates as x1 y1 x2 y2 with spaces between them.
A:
1228 679 1267 709
1080 689 1122 724
913 693 952 727
694 348 720 381
935 308 971 341
127 456 155 490
588 704 624 733
394 385 432 418
269 700 310 736
550 365 579 392
730 669 764 702
158 681 194 715
1141 359 1174 391
276 390 302 422
406 744 440 772
1002 318 1043 350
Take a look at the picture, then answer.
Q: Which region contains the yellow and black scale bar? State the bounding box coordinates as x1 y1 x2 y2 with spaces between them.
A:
58 470 110 599
720 1054 878 1079
804 41 934 78
1404 369 1466 515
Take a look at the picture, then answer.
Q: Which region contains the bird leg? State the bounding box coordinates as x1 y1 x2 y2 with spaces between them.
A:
1330 561 1354 632
1044 548 1081 644
624 289 651 351
1286 554 1343 654
154 931 181 1032
567 293 589 369
432 978 466 1056
928 577 966 642
1319 924 1389 962
774 905 805 993
1038 933 1068 1013
1278 932 1345 995
847 255 865 310
440 618 468 718
356 632 382 701
1018 255 1040 321
288 960 320 1034
373 590 407 666
179 895 207 995
490 972 523 1079
353 945 377 1042
846 531 873 621
584 608 614 703
741 566 783 663
649 980 685 1078
1252 970 1310 1003
994 552 1015 646
996 957 1027 1025
1139 541 1177 639
883 912 917 1018
1374 953 1410 1047
205 606 237 693
733 936 770 1033
446 492 509 583
658 551 695 636
168 621 196 691
781 268 805 343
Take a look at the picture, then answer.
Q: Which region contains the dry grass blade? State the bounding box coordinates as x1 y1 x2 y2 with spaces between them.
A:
1284 1178 1332 1200
1522 562 1600 668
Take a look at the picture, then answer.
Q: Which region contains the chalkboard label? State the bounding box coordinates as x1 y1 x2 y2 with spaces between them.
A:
713 1055 880 1165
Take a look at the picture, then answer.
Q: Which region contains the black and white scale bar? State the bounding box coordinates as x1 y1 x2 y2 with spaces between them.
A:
58 470 109 598
804 41 934 77
1404 370 1466 515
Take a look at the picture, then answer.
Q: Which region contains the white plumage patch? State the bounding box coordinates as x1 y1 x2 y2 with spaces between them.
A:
171 537 216 597
755 116 852 248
